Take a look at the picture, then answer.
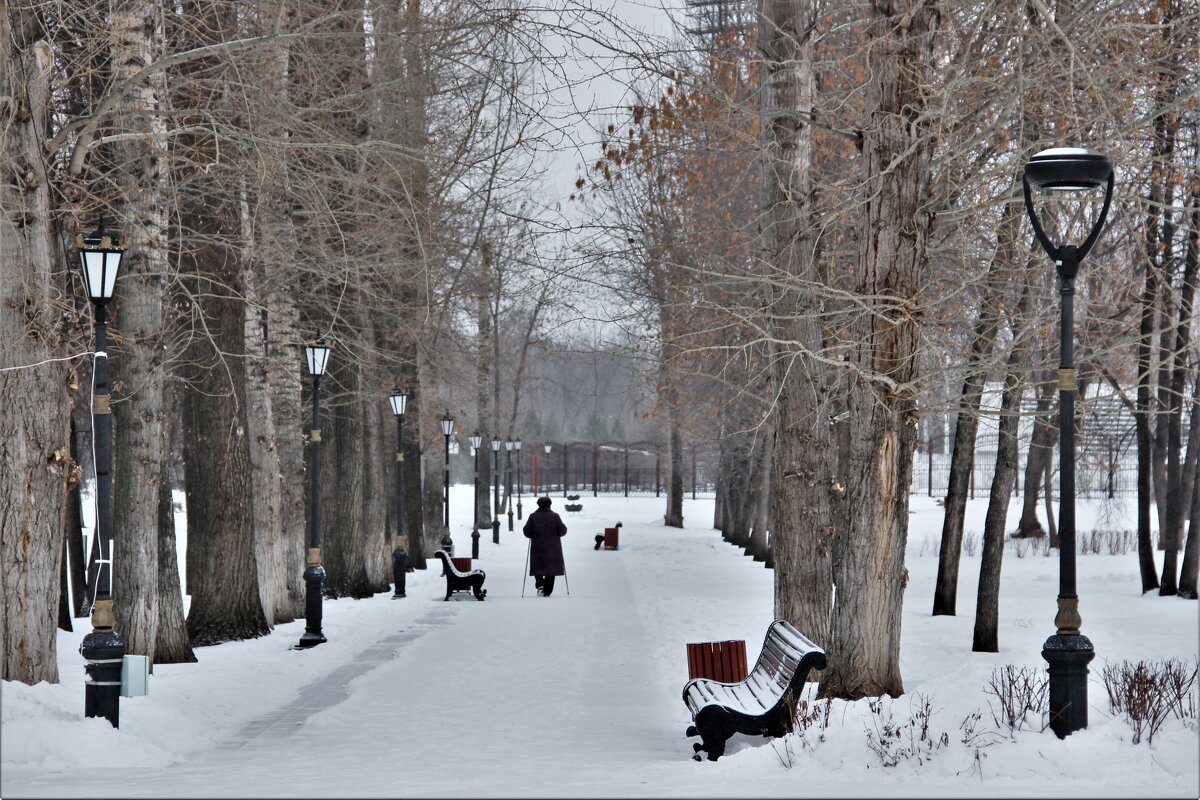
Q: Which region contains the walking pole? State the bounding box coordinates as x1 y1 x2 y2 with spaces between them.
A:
564 567 569 596
521 539 531 597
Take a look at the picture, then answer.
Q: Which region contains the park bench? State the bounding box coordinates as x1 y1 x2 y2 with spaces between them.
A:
682 619 826 761
433 550 487 601
593 522 622 550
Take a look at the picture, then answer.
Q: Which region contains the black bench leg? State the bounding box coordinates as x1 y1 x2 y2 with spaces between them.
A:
699 733 726 762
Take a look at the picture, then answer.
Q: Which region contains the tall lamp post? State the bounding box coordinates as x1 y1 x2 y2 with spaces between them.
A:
515 439 523 519
490 438 502 544
297 336 331 648
505 439 514 531
441 412 455 556
77 223 128 726
543 443 551 496
388 389 408 599
1023 146 1114 739
469 433 482 558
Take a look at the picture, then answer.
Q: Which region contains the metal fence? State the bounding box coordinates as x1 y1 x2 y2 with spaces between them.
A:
520 441 717 499
912 394 1165 499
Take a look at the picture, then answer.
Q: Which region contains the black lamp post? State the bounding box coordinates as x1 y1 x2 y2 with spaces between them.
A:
389 389 408 599
469 433 482 558
543 443 551 495
515 439 523 519
1023 145 1114 739
505 439 514 531
491 438 501 544
441 412 455 556
77 223 128 727
297 336 331 648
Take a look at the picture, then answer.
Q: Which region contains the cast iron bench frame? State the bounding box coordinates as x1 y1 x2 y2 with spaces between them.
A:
682 619 826 761
433 550 487 601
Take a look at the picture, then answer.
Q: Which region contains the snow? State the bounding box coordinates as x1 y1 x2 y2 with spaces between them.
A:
3 489 1198 798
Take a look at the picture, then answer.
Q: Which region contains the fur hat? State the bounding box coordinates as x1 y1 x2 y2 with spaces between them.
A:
537 496 552 508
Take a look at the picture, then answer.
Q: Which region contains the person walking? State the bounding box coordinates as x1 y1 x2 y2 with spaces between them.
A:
523 496 567 597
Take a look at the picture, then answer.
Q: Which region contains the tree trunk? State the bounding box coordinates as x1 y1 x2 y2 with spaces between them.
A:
821 0 935 700
260 8 306 619
1174 189 1199 598
761 0 834 648
1017 374 1055 537
665 411 684 527
0 17 68 684
933 190 1022 616
323 380 377 598
973 279 1032 652
153 440 194 666
58 535 73 633
476 243 495 527
240 172 289 627
67 414 89 617
1160 185 1196 594
747 425 773 562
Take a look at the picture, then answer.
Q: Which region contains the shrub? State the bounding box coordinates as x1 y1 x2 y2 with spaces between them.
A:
864 693 949 767
984 665 1047 734
1102 658 1198 745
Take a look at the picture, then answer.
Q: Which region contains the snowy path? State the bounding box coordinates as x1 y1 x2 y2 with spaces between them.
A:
3 493 1197 798
3 496 780 798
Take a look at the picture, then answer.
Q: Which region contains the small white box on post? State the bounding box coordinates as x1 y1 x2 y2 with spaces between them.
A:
120 655 149 697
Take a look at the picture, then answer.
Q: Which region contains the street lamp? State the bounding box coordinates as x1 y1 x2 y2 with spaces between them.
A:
469 432 482 558
77 222 128 726
491 438 502 544
297 335 330 648
1023 145 1114 739
505 439 514 531
441 412 455 556
542 443 551 496
515 439 523 520
388 389 408 599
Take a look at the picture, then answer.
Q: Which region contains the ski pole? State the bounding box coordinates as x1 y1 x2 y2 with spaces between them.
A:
521 539 531 597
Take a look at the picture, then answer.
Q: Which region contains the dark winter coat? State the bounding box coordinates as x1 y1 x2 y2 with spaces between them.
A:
523 507 567 576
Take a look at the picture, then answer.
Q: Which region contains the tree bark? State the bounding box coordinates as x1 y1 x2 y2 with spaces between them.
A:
761 0 834 648
821 0 936 700
0 16 68 684
1017 374 1055 538
109 0 171 663
973 278 1032 652
747 425 773 562
153 437 194 665
665 409 685 527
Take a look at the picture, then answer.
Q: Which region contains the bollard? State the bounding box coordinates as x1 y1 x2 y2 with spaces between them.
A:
80 627 126 727
471 528 480 559
391 538 407 598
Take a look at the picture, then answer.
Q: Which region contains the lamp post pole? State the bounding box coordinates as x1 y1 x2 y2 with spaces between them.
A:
389 390 408 598
491 438 501 544
298 337 330 648
505 439 514 531
543 444 551 496
1023 146 1113 739
563 443 569 498
515 440 523 519
470 433 482 558
441 413 454 556
76 224 127 727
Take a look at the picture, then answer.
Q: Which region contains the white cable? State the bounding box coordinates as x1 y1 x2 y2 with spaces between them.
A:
0 351 93 372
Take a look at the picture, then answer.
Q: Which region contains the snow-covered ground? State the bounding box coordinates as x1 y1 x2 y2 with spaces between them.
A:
2 490 1197 798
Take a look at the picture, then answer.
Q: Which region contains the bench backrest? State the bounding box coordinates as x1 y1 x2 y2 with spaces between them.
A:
748 620 826 701
434 550 462 575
